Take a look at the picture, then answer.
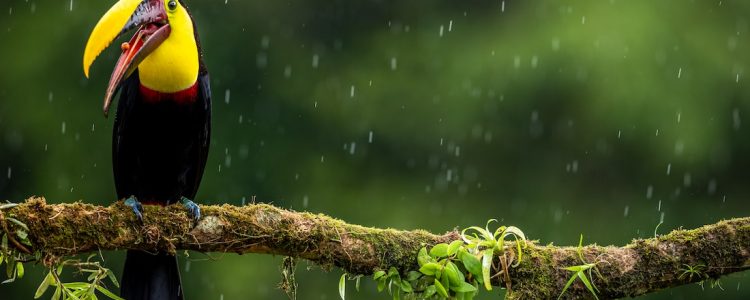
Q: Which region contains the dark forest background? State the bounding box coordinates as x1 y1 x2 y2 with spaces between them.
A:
1 0 749 299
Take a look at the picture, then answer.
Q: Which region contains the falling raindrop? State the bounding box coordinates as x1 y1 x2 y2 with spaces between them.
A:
349 142 356 155
184 260 191 272
439 25 444 37
6 167 10 179
312 54 319 68
256 52 267 68
448 20 453 32
501 1 505 12
617 130 622 139
284 65 292 78
666 163 671 175
224 89 230 104
581 16 586 25
657 200 661 211
61 122 66 134
677 112 681 123
646 185 654 199
390 57 397 70
551 38 561 51
69 0 73 11
368 131 374 143
303 195 309 208
707 179 717 195
350 85 355 98
623 206 629 217
674 140 684 155
677 67 682 78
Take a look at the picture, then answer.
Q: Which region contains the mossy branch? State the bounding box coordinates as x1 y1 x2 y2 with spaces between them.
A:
1 197 748 299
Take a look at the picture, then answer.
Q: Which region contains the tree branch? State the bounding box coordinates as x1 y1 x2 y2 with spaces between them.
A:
1 197 748 299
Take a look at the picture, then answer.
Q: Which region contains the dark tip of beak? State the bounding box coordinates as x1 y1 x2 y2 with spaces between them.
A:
119 0 167 37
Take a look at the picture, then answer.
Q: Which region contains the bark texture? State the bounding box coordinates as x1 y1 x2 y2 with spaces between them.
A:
1 197 748 299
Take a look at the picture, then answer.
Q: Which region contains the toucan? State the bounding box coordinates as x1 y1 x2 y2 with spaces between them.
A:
83 0 211 299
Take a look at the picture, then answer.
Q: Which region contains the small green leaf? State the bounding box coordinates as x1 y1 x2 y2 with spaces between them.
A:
406 271 421 281
399 280 412 293
52 286 61 300
16 230 28 241
419 262 442 276
423 285 437 298
430 243 450 258
442 264 459 287
373 270 386 280
447 240 463 256
6 254 14 278
417 247 432 266
387 267 400 279
15 262 23 278
445 261 463 287
95 285 125 300
64 282 90 290
35 271 54 299
377 278 386 292
578 272 599 300
453 281 478 293
481 250 493 291
7 217 29 231
459 250 482 278
434 279 449 298
338 273 346 300
558 272 578 300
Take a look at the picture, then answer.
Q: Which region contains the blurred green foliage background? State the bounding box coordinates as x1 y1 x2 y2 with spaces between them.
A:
1 0 749 299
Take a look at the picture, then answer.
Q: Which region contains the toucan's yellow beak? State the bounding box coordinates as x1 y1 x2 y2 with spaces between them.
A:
83 0 143 78
83 0 170 117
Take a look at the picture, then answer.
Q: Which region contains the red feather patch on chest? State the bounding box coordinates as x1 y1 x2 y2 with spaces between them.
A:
139 82 199 104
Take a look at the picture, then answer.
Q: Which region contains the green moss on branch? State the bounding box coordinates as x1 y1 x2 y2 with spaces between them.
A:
1 197 748 300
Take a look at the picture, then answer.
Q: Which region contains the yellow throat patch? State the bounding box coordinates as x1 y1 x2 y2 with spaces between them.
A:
138 0 199 93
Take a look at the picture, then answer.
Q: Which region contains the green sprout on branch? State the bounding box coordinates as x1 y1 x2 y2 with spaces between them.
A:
558 235 600 300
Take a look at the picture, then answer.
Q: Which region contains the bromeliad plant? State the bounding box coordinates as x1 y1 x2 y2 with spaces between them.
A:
34 254 123 300
1 202 122 300
339 220 528 300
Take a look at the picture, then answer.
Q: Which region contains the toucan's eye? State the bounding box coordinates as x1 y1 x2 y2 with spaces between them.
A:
168 0 177 11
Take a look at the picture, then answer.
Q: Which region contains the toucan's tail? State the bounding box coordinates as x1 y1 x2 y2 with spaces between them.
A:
121 250 184 300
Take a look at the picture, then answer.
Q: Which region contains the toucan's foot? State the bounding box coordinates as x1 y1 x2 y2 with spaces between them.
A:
124 196 144 223
180 197 201 223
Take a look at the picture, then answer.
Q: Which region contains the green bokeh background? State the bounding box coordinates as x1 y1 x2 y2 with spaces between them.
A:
1 0 749 299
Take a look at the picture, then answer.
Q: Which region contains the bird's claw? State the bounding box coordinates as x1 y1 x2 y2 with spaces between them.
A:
180 197 201 223
124 196 144 223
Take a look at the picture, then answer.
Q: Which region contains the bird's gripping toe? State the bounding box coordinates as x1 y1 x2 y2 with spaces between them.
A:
180 197 201 223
